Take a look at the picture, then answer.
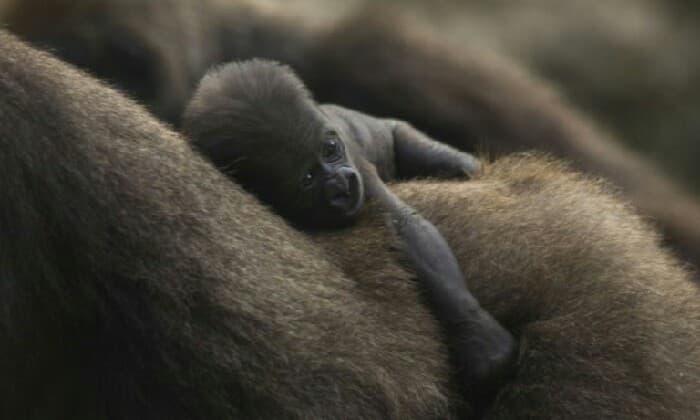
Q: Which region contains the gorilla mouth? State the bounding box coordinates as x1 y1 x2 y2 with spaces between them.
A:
328 171 364 217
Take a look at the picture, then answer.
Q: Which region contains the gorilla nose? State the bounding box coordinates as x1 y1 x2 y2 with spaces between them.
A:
325 167 358 209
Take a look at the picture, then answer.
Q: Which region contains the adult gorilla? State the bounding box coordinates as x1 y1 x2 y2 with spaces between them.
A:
1 30 699 419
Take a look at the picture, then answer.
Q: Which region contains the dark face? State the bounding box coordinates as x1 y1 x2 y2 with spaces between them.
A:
290 126 365 228
257 122 365 229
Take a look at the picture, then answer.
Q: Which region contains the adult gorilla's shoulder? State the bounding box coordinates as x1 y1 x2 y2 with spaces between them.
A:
1 30 699 419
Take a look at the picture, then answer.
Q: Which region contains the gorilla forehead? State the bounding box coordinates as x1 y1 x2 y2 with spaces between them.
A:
252 118 325 163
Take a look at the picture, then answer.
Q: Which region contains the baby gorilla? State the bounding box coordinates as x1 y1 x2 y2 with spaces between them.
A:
183 60 516 408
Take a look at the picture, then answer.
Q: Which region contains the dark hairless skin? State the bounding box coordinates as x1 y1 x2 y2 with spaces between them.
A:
183 59 516 408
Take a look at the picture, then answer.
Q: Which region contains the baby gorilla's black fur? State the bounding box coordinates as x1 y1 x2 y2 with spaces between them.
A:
183 60 480 228
183 59 515 408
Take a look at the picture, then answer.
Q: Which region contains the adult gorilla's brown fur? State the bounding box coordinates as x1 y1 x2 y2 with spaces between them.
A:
2 0 700 270
0 29 450 419
2 30 700 419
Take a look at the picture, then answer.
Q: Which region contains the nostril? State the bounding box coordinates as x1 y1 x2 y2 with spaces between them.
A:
344 169 358 188
326 178 350 205
326 167 361 209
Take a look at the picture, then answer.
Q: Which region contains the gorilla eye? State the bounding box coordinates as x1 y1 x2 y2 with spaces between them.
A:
323 139 341 161
300 170 314 188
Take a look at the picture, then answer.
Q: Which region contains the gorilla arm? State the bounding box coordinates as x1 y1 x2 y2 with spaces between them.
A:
391 120 481 179
322 103 480 180
359 160 515 408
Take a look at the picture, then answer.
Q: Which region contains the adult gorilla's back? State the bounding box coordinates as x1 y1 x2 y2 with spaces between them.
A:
1 31 699 419
0 30 449 418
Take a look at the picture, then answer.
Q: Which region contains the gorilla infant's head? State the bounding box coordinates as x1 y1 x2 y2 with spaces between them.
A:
184 59 364 228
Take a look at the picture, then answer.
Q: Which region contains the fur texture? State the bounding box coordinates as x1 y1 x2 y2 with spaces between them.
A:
1 30 699 419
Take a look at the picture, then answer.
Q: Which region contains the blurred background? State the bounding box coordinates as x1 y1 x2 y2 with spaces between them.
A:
283 0 700 197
